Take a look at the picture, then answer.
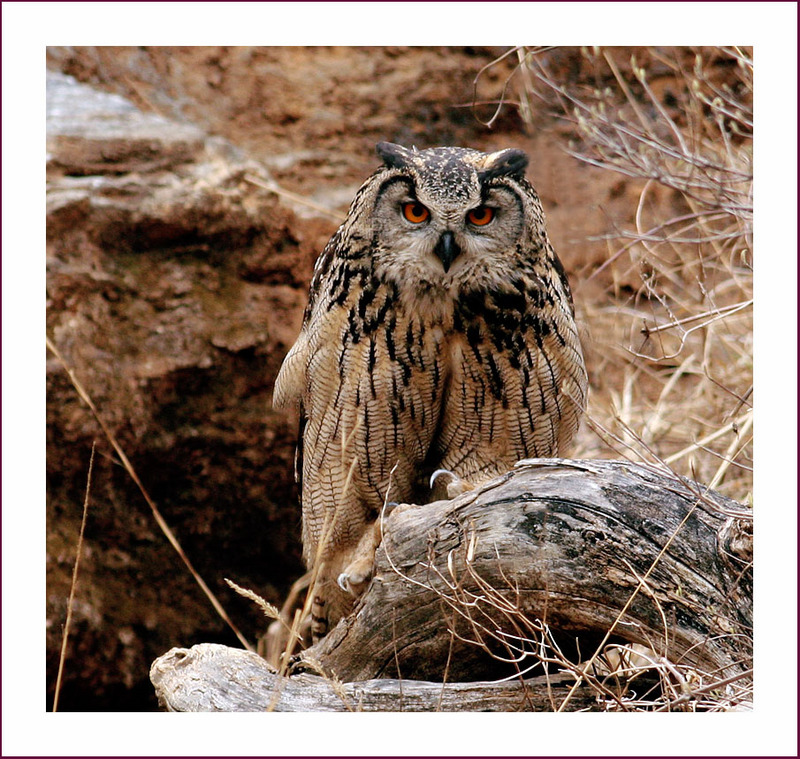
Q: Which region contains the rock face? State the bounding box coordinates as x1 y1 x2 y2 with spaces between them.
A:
47 70 207 175
46 71 331 709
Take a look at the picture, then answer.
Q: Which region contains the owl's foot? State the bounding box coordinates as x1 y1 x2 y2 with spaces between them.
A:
337 556 373 596
430 468 476 499
337 519 382 596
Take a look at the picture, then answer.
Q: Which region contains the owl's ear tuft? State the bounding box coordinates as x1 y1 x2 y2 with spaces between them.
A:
479 149 529 182
376 142 414 170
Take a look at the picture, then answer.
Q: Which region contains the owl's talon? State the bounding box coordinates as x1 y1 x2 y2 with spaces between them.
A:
430 468 475 498
430 468 453 489
337 569 370 596
287 653 311 675
337 553 374 596
383 501 400 514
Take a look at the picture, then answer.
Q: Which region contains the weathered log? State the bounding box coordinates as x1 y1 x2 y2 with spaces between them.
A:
310 459 752 682
150 642 600 711
151 458 752 711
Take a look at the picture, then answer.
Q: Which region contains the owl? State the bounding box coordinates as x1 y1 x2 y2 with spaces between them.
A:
273 142 588 641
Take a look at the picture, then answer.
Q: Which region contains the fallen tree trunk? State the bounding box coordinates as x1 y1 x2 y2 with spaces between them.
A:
150 642 601 711
151 459 753 711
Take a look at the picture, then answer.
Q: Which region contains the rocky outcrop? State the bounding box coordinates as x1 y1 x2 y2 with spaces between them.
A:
46 71 335 709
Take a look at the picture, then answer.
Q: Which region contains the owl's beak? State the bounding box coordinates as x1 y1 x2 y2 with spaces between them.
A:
434 231 461 273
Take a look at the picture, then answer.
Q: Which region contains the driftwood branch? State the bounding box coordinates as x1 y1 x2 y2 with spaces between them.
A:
151 459 753 711
150 642 600 711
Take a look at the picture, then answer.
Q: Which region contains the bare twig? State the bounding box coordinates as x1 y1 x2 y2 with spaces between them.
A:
53 442 95 712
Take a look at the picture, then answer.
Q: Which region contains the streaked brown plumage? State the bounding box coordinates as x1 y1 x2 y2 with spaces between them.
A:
274 142 588 639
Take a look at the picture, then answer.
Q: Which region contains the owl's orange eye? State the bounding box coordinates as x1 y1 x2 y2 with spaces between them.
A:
402 202 430 224
467 206 495 226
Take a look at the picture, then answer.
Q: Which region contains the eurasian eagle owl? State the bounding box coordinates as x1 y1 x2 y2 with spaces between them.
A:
274 142 588 640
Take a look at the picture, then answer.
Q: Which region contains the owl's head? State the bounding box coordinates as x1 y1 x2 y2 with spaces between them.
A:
355 142 548 298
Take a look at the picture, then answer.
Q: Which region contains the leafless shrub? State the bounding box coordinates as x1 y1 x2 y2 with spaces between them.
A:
505 47 753 502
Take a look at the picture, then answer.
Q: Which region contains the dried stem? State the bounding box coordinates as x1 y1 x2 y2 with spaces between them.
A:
53 442 95 712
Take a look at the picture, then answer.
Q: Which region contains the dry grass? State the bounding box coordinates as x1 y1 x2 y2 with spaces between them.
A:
512 46 753 504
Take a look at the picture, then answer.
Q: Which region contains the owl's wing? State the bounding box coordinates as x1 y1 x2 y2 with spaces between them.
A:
273 329 310 409
273 328 310 496
274 233 341 408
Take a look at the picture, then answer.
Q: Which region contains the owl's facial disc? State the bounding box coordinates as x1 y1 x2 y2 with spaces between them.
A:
370 157 529 295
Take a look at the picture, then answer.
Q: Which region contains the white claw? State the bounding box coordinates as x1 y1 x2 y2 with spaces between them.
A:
430 468 456 489
337 573 350 592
